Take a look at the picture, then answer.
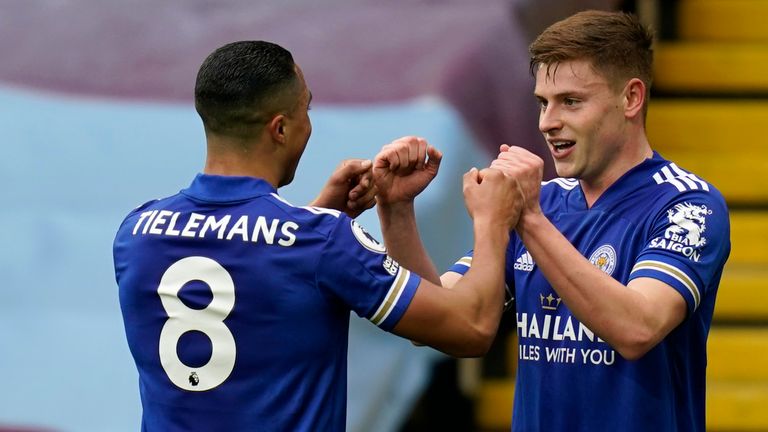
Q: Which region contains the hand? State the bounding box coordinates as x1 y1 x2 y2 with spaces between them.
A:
490 144 544 217
463 167 523 230
310 159 377 218
373 136 442 206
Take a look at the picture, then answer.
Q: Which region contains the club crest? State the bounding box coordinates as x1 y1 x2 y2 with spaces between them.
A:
589 244 617 275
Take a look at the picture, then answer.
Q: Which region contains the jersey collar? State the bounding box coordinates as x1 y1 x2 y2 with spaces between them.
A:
570 151 668 210
181 174 277 203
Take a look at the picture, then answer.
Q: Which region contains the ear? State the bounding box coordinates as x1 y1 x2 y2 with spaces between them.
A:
623 78 646 119
267 114 287 144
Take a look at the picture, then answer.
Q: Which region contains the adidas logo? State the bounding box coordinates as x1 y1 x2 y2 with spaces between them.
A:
514 251 534 272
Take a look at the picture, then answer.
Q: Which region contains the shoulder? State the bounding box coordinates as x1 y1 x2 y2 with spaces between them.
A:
267 193 343 219
117 195 171 228
128 198 160 216
649 160 720 196
640 160 730 264
646 160 728 216
265 193 348 236
631 162 730 312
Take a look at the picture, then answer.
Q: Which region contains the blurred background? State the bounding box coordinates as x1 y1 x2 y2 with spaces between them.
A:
0 0 765 431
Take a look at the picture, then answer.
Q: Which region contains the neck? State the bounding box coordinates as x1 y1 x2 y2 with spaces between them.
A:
203 135 283 188
580 136 653 207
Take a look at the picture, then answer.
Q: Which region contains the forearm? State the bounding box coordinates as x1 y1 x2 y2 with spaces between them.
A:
378 202 441 285
387 165 519 356
396 220 509 357
516 212 663 357
452 220 510 330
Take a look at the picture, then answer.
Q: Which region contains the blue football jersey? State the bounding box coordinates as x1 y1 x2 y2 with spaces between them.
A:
449 153 730 431
113 174 420 431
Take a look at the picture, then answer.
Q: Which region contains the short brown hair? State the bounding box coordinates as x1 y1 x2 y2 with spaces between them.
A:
529 10 654 97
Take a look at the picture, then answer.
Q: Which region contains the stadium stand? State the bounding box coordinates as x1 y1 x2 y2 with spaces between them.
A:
652 2 768 429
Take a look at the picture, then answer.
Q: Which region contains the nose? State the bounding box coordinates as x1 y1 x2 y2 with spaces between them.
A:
539 105 562 135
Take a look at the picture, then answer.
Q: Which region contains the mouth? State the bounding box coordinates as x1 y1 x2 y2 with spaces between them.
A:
550 140 575 155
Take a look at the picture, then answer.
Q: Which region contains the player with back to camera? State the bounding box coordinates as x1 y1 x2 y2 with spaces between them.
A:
373 10 731 431
113 40 523 431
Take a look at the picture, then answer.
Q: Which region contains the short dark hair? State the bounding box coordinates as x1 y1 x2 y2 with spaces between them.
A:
529 10 654 103
194 41 300 137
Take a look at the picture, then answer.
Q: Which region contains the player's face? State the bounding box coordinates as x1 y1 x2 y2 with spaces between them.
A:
534 59 629 184
280 65 313 187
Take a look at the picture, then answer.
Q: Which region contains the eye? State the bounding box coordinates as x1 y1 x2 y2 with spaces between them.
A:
537 99 548 111
564 98 578 106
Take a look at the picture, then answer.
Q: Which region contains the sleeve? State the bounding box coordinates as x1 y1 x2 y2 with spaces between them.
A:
316 216 421 331
447 250 474 275
446 236 519 308
629 191 730 313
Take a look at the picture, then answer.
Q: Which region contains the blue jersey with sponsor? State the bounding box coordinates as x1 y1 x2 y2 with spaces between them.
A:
450 153 730 431
113 174 419 432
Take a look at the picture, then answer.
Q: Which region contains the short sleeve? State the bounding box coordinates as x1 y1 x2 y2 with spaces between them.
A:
629 192 730 313
316 217 421 331
448 250 474 275
448 233 519 292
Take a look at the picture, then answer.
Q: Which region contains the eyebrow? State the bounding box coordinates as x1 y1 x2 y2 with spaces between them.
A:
534 90 586 100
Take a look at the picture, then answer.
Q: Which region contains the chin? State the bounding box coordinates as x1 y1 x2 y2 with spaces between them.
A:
554 165 570 179
554 160 581 179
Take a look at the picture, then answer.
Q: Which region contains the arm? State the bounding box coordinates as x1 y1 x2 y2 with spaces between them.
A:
373 136 443 284
392 167 523 357
378 201 440 284
310 159 377 218
517 212 686 360
492 145 686 360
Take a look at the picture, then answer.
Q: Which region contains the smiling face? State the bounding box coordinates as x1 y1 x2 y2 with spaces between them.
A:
534 59 631 186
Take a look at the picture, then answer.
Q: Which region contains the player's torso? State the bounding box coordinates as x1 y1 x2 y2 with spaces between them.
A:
114 192 349 431
508 171 686 431
510 182 651 369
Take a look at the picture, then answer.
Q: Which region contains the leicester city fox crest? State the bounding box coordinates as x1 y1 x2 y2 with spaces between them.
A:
589 245 617 275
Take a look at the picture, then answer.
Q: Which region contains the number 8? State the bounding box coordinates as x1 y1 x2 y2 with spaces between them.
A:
158 256 236 391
